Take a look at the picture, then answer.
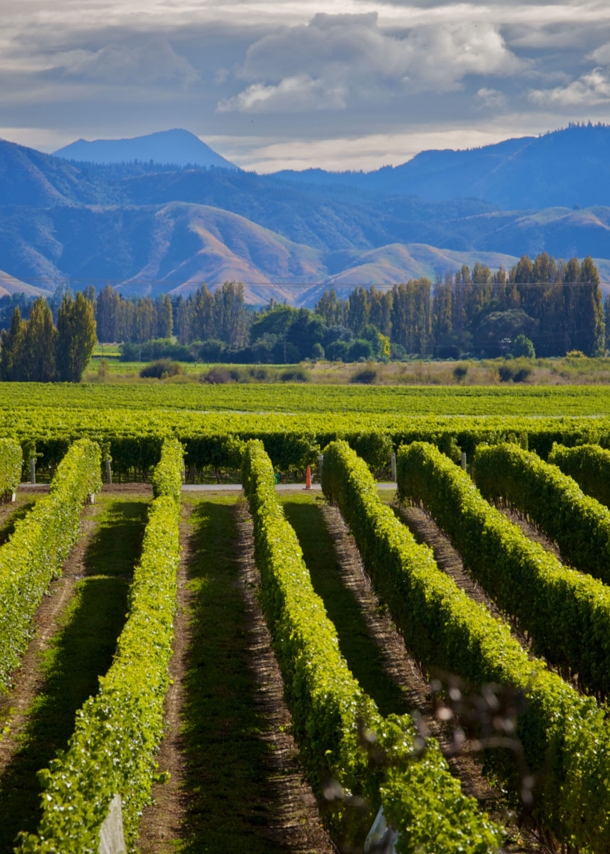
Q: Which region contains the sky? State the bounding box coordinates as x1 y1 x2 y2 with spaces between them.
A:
3 0 610 171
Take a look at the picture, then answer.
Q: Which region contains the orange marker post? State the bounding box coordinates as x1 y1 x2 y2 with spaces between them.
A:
305 464 312 490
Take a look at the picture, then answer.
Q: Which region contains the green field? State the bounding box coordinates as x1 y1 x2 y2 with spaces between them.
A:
4 380 610 415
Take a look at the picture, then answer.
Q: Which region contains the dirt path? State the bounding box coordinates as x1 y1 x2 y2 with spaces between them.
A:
138 507 193 853
0 504 99 772
234 501 335 854
328 504 547 852
395 505 532 650
497 506 563 561
322 505 503 805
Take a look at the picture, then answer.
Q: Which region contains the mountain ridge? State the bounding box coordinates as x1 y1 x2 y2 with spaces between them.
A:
54 128 237 171
0 128 609 303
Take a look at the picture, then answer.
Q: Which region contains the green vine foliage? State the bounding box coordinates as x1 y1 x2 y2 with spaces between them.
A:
0 408 609 474
394 441 610 852
0 438 101 693
18 439 183 854
0 437 22 495
151 437 184 502
475 442 610 586
549 442 610 507
243 440 500 853
404 439 610 698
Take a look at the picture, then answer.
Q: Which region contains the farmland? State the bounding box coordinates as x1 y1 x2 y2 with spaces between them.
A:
2 384 610 852
4 378 610 414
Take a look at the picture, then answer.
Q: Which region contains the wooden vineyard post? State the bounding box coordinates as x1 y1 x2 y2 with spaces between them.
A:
461 452 467 472
105 458 112 486
391 452 397 483
318 454 324 480
305 465 312 490
98 793 126 854
29 457 36 485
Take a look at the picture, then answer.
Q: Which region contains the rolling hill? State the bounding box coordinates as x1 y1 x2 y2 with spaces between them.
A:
0 127 609 303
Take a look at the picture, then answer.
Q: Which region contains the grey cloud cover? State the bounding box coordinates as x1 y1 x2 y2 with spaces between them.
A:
2 0 610 169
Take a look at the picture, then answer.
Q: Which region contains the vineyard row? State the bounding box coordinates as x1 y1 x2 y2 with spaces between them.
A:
3 436 610 850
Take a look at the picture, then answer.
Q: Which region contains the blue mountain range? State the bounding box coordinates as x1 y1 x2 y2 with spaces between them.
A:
0 124 607 303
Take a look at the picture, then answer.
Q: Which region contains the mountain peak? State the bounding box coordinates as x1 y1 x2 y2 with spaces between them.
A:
54 128 237 170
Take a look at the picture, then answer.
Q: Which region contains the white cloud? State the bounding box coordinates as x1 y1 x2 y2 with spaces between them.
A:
219 13 525 112
587 42 610 64
529 67 610 106
476 87 507 108
218 74 347 112
209 117 552 172
52 40 198 85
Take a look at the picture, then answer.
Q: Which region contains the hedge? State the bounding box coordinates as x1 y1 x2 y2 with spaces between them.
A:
18 438 183 853
0 438 101 693
475 442 610 587
0 437 22 496
152 437 184 503
243 439 501 853
548 441 610 507
402 440 610 699
323 439 610 852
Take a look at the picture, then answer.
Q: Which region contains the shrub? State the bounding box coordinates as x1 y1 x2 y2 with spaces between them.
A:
512 334 535 358
452 365 468 383
347 339 373 361
281 368 309 382
498 363 531 382
139 358 183 379
200 366 235 384
350 367 378 384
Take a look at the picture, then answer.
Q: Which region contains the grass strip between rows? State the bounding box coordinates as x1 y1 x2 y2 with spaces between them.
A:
549 442 610 507
243 439 501 854
379 440 610 852
0 438 101 693
17 438 183 854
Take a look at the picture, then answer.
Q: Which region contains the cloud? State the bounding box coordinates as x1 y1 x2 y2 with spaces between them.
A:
476 87 507 108
587 41 610 64
52 40 198 85
529 67 610 106
219 13 525 112
218 74 346 112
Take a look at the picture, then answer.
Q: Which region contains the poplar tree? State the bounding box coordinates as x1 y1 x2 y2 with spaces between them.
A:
0 307 25 380
56 292 97 382
23 297 56 382
156 294 173 338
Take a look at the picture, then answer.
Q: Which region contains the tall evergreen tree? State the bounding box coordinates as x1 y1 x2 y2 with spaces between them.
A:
348 287 369 334
23 297 56 381
0 307 25 381
96 285 121 343
577 256 605 355
156 294 173 338
175 297 191 344
56 293 97 382
315 289 347 327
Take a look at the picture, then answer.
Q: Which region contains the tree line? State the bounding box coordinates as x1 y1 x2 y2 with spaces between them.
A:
95 282 247 349
0 293 96 382
314 255 605 359
0 253 606 380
